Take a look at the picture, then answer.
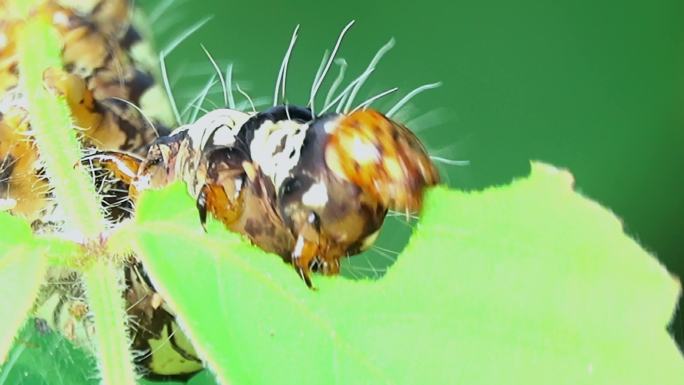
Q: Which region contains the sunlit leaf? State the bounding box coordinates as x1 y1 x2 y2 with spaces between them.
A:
0 213 46 366
132 163 683 385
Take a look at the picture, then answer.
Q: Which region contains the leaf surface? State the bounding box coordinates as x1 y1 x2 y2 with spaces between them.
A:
0 213 46 366
132 163 683 385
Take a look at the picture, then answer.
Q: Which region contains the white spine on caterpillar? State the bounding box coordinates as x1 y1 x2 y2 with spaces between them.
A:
301 181 328 209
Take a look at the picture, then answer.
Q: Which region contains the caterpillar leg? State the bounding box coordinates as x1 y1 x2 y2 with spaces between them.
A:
80 151 143 186
290 231 343 288
291 235 320 288
196 183 244 230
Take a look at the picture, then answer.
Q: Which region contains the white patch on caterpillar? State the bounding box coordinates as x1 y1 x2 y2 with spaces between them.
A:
323 119 339 134
0 33 6 51
186 108 250 152
301 181 328 208
211 125 237 147
350 137 380 164
150 293 163 310
133 174 152 191
293 234 305 258
250 119 309 189
233 177 243 199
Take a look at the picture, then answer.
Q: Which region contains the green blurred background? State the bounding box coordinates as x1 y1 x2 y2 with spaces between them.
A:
140 0 684 349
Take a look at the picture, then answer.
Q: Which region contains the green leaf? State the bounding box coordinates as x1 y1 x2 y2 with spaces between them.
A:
0 213 47 366
0 319 214 385
0 320 97 385
131 163 683 385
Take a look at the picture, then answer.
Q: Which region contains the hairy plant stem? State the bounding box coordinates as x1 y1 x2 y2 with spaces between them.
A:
82 260 137 385
17 23 104 240
17 15 137 385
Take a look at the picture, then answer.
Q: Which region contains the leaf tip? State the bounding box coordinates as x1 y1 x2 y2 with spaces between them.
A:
529 161 575 189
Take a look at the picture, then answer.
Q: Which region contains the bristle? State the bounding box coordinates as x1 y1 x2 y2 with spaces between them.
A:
274 24 300 107
386 82 442 118
200 44 228 107
343 38 395 113
309 20 355 116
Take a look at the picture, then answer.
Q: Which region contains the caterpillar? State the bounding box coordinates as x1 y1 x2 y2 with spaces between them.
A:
84 21 440 287
87 106 439 286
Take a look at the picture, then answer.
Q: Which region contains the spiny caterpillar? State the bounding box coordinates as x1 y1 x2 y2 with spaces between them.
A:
86 21 440 287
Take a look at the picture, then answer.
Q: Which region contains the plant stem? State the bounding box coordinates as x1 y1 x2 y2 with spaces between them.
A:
17 16 137 385
17 18 104 240
82 260 138 385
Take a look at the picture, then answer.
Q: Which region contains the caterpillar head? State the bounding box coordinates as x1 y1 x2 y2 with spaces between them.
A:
135 132 186 191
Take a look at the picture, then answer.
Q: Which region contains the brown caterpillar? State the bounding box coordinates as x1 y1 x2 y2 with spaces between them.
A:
85 22 440 287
